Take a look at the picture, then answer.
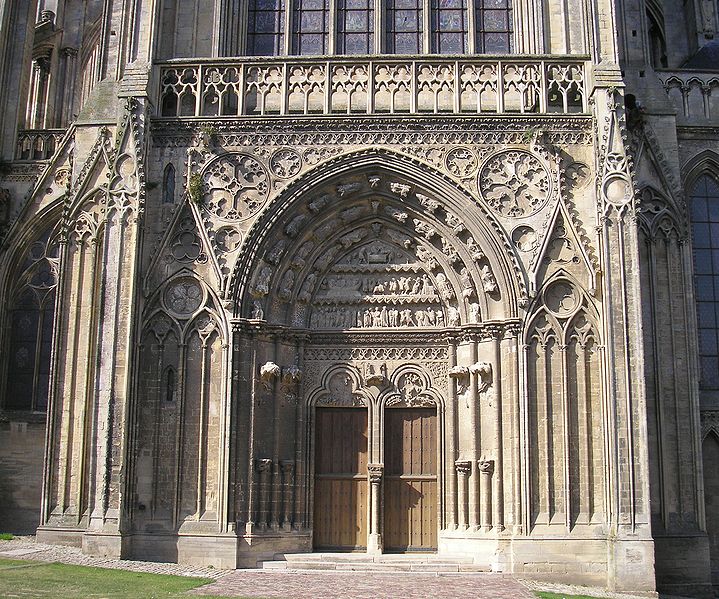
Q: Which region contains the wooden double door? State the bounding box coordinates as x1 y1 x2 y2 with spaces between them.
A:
313 407 437 552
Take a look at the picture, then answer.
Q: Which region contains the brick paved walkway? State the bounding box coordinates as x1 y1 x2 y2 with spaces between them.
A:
190 569 536 598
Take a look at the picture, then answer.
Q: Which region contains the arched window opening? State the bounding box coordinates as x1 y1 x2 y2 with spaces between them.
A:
3 234 58 411
292 0 330 55
646 6 668 68
475 0 512 53
247 0 285 56
431 0 468 54
691 174 719 392
242 0 514 56
163 163 176 204
337 0 374 54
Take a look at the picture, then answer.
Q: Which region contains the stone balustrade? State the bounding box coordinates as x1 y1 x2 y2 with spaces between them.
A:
659 70 719 124
15 129 65 160
156 57 588 118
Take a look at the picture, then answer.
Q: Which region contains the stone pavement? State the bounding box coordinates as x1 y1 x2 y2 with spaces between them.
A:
0 537 660 599
191 569 536 598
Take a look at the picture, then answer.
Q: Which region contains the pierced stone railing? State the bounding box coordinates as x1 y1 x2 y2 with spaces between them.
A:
658 70 719 124
15 129 65 160
155 57 588 118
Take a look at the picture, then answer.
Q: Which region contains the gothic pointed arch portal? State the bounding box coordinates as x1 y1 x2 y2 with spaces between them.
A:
230 151 525 554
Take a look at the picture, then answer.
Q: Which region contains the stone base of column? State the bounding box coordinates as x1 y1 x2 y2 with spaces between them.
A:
367 533 383 555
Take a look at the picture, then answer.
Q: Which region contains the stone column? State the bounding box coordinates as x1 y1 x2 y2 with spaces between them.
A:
280 460 294 530
468 340 480 531
368 463 383 554
446 343 458 530
455 460 471 529
256 458 273 529
479 459 494 531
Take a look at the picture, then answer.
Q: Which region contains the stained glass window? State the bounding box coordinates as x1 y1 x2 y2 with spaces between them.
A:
432 0 467 54
292 0 330 55
4 235 57 411
338 0 374 54
691 175 719 390
247 0 285 56
386 0 423 54
476 0 512 54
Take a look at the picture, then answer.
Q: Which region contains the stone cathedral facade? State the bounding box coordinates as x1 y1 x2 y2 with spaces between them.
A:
1 0 719 596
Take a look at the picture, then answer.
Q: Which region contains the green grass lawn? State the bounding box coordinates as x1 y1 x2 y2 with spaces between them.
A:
0 558 246 599
534 592 604 599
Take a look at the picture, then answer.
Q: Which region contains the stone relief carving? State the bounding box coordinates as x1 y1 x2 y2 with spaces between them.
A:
445 147 478 178
202 153 269 220
164 278 203 315
363 362 388 387
304 346 447 362
270 148 302 178
317 371 365 406
479 150 549 217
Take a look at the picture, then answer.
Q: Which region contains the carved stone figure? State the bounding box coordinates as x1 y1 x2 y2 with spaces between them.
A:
480 264 497 293
447 306 460 327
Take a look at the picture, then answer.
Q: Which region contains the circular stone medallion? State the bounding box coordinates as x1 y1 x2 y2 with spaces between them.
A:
479 150 550 218
164 278 204 315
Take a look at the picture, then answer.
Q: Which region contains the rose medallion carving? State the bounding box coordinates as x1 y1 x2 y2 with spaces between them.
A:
164 279 203 315
202 153 269 221
270 148 302 179
445 147 478 178
479 150 549 217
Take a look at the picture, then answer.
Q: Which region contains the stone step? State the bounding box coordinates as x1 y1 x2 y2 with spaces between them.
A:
261 552 488 573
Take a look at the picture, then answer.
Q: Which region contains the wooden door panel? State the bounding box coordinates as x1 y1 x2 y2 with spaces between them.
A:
314 408 368 550
384 408 437 551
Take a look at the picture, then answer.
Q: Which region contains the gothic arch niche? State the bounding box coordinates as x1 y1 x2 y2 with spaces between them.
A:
132 272 229 533
524 274 605 532
235 151 525 326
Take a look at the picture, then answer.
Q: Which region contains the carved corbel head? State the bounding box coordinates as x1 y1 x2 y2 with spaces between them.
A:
449 365 470 395
282 365 302 387
478 458 494 475
363 362 388 388
469 362 493 394
260 361 281 391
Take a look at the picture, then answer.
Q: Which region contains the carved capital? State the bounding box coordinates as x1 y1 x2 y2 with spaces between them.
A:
368 463 384 484
455 460 472 476
279 459 295 473
256 458 273 473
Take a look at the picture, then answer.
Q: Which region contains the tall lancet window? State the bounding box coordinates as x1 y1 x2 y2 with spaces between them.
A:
292 0 330 54
337 0 374 54
432 0 468 54
247 0 285 55
691 174 719 393
475 0 512 53
3 232 58 411
386 0 423 53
